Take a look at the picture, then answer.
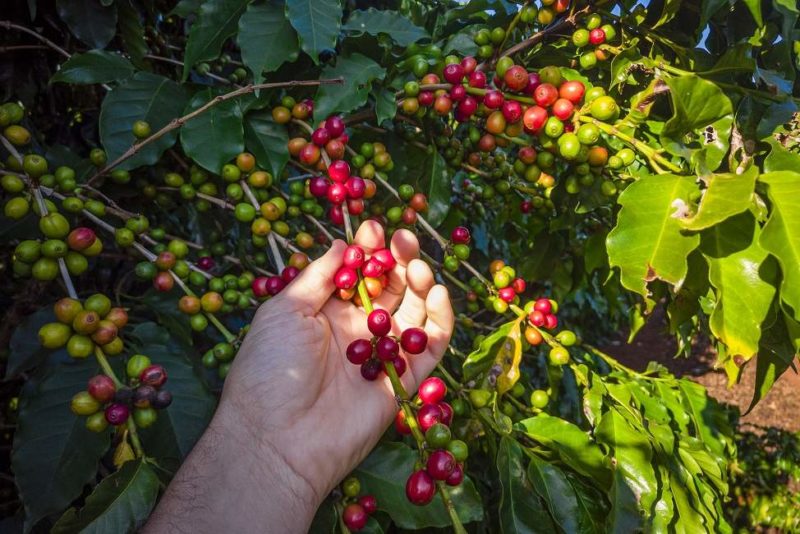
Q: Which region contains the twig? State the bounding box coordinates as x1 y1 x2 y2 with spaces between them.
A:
0 21 70 58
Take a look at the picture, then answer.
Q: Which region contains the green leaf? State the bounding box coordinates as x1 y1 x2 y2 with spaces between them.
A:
679 167 757 231
607 174 701 298
497 438 557 534
422 151 452 228
171 0 201 17
595 408 658 522
677 379 733 459
462 320 515 380
373 87 397 126
699 0 728 31
117 0 148 68
51 459 160 534
51 50 135 85
527 456 587 534
748 310 800 411
741 0 763 26
606 469 642 533
313 53 386 121
759 171 800 320
244 110 290 181
654 0 682 27
516 414 611 486
56 0 118 49
764 137 800 172
354 442 483 529
238 1 300 85
6 308 56 378
286 0 342 64
129 323 216 467
99 72 187 170
12 355 110 532
180 88 244 173
662 75 733 142
343 9 430 46
701 213 777 362
182 0 249 80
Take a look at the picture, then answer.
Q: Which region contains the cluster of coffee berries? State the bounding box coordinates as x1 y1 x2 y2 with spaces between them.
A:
70 355 172 431
349 141 394 179
335 244 395 305
13 223 102 280
570 14 617 70
339 476 378 532
443 226 471 272
485 260 527 314
385 184 428 226
252 264 302 297
402 377 468 505
192 52 249 84
271 96 314 125
38 295 128 358
1 101 29 148
201 338 240 379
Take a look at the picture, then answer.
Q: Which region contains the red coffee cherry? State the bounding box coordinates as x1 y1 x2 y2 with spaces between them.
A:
345 176 365 199
87 375 116 403
362 258 384 278
417 403 443 432
375 336 399 361
309 176 329 197
504 65 529 92
266 275 286 295
552 98 575 120
133 385 156 408
461 56 477 74
483 90 504 109
329 205 344 225
406 470 436 505
328 159 350 183
324 115 345 138
439 401 454 426
502 100 523 123
418 91 434 107
534 83 559 107
534 298 552 314
559 80 585 103
311 127 330 146
343 244 365 269
512 278 527 294
523 105 548 132
358 495 377 515
426 450 456 480
528 310 546 327
334 267 358 290
384 355 406 377
498 287 516 303
281 266 300 283
346 338 373 365
457 96 478 117
450 85 466 101
544 313 558 330
451 226 470 244
342 503 368 531
360 358 382 381
347 198 365 215
400 327 428 354
418 377 447 405
152 389 173 409
67 227 96 251
524 72 542 95
140 364 167 388
589 28 606 45
446 463 465 486
367 308 392 336
443 63 465 84
372 248 396 270
468 70 486 88
197 256 215 271
327 182 347 204
104 403 130 425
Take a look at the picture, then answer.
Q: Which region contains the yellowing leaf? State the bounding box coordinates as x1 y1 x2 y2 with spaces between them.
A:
113 437 135 469
495 317 524 395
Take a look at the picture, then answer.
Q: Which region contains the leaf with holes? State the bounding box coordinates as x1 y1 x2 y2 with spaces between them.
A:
286 0 342 64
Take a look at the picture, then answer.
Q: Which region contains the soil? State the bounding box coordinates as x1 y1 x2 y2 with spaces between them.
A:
602 307 800 433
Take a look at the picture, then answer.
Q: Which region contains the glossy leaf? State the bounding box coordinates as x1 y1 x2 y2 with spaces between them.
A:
497 438 557 534
117 0 149 67
354 442 483 529
679 166 757 231
759 171 800 320
182 0 249 80
374 87 397 126
12 354 110 532
56 0 118 49
286 0 342 64
244 110 290 181
238 1 300 84
51 50 135 84
99 72 187 170
463 320 515 380
607 174 700 298
606 469 642 533
662 75 733 142
527 456 585 534
343 9 430 46
747 310 800 411
423 151 452 228
313 53 386 121
180 88 244 173
51 459 160 534
516 414 611 486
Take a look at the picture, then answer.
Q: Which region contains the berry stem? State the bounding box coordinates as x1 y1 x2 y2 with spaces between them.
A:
93 346 124 388
126 418 146 458
436 481 468 534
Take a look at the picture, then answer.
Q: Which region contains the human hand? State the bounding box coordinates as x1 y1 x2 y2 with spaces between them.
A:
146 220 454 533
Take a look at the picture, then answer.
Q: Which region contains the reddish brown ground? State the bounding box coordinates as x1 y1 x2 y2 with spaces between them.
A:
602 309 800 432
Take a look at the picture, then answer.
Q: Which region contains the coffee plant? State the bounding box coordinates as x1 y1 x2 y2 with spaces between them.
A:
1 0 798 531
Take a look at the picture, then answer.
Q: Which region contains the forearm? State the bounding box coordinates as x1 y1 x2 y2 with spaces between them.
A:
144 403 319 534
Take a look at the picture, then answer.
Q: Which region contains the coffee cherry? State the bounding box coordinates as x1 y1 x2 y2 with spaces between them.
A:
140 364 167 388
556 330 577 346
504 65 529 92
67 334 94 358
425 423 452 448
39 213 70 239
533 298 552 314
343 476 361 498
88 375 116 403
342 503 368 531
360 358 382 381
343 245 365 269
530 389 549 408
443 63 465 84
151 389 173 409
358 495 377 515
525 327 543 346
427 449 456 481
523 105 548 132
346 338 373 365
375 336 400 361
324 115 345 138
104 403 130 425
406 470 435 505
53 297 82 324
439 401 454 425
417 403 443 432
534 83 558 107
549 346 570 365
451 226 470 244
446 463 465 486
418 376 446 404
134 385 157 408
395 409 412 434
345 176 365 199
372 249 396 271
91 320 118 345
589 27 606 45
328 159 350 182
367 309 392 337
281 266 300 284
400 328 427 354
66 227 96 251
544 313 558 330
132 120 151 139
334 267 358 290
85 412 109 432
127 354 151 379
71 391 101 415
133 407 157 428
447 439 469 462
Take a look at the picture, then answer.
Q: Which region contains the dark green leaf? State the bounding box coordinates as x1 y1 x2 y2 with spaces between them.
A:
655 0 682 27
677 380 733 458
313 53 386 121
12 355 110 532
606 469 642 533
373 87 397 126
51 50 135 85
343 9 430 46
244 110 290 181
527 455 585 534
354 442 483 529
497 438 557 534
99 72 187 170
238 1 300 84
51 459 160 534
286 0 342 64
662 75 733 142
180 88 244 173
117 0 148 68
56 0 118 49
6 308 56 379
182 0 249 80
170 0 201 17
423 152 452 227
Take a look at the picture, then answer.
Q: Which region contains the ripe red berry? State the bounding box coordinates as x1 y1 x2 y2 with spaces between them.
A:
483 90 504 109
368 309 392 336
529 310 546 327
252 276 270 298
329 204 345 225
417 403 443 432
153 271 174 292
461 56 477 74
342 503 368 531
534 83 559 107
400 327 428 354
324 115 345 138
451 226 470 244
439 401 454 425
346 338 373 365
457 96 478 118
334 267 358 290
418 377 447 404
450 85 466 101
197 256 215 271
87 375 116 403
501 100 523 123
512 278 526 294
446 463 464 486
375 336 399 361
327 182 347 204
299 144 321 165
406 470 436 505
427 450 456 480
345 176 365 199
395 409 412 434
372 248 396 270
362 258 385 278
544 313 558 330
104 403 129 425
360 358 382 381
281 266 300 283
498 287 516 303
443 63 465 84
343 245 365 269
67 227 96 251
358 495 377 515
418 91 434 107
589 28 606 45
552 98 575 120
523 106 548 132
385 355 406 377
347 198 365 215
504 65 529 92
309 176 329 197
524 72 542 95
266 275 286 295
533 298 552 314
559 80 585 103
468 70 487 88
520 200 532 213
311 128 330 146
140 364 167 388
328 159 350 182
